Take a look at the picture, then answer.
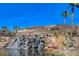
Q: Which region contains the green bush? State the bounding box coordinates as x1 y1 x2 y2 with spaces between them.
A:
52 51 65 56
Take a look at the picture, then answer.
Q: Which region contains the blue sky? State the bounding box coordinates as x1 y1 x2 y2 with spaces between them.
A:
0 3 79 30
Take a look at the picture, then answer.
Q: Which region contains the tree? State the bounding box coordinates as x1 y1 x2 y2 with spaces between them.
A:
62 11 69 26
69 3 79 36
70 3 79 29
13 26 20 33
2 26 8 32
62 10 69 35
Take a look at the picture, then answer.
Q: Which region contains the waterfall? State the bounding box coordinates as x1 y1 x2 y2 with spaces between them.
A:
6 37 29 49
6 33 45 52
6 37 20 49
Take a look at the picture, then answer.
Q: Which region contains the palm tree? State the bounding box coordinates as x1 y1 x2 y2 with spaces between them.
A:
2 26 8 32
69 3 79 36
68 3 79 48
70 3 79 29
1 26 8 37
62 10 69 35
13 26 20 33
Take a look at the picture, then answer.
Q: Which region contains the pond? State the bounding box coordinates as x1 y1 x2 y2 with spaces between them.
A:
0 48 79 56
0 48 44 56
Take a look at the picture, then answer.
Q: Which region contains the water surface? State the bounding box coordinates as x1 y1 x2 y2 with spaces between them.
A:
0 48 44 56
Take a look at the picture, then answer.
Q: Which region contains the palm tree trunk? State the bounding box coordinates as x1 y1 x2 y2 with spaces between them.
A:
71 6 74 37
69 6 75 49
64 17 66 36
71 6 74 29
64 17 66 26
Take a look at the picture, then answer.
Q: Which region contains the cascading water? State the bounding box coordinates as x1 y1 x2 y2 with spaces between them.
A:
6 32 46 56
6 37 21 49
7 36 28 49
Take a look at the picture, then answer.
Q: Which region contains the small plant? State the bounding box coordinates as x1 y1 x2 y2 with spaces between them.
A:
62 41 69 48
54 51 65 56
